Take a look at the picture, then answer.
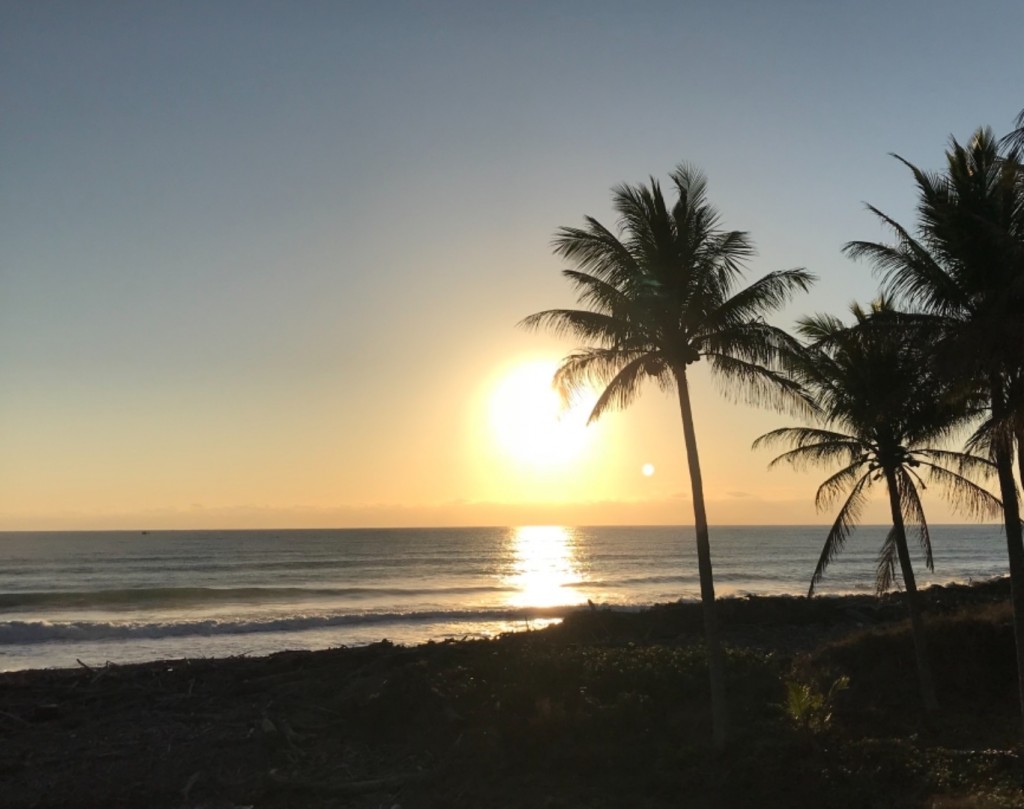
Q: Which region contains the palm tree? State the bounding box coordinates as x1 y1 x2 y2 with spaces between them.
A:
754 302 1001 715
844 128 1024 733
521 164 814 747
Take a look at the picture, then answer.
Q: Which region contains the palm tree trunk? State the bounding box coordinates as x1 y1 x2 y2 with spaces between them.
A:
991 379 1024 741
1015 427 1024 494
674 368 728 749
883 468 938 715
993 432 1024 741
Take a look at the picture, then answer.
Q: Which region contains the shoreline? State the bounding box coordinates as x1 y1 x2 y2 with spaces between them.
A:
0 573 1007 675
2 573 1010 675
3 577 1020 807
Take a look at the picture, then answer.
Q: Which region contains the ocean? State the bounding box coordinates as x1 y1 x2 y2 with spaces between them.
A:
0 524 1010 672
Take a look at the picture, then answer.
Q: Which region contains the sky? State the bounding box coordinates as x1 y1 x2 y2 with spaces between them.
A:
3 0 1023 530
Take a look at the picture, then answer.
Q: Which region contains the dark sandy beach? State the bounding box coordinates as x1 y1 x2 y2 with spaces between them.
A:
2 578 1021 808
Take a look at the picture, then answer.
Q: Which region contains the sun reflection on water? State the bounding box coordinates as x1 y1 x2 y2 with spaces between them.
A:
505 525 586 608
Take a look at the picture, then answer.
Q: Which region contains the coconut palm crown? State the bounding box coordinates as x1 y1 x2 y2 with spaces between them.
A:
522 165 814 420
521 164 814 747
755 302 999 597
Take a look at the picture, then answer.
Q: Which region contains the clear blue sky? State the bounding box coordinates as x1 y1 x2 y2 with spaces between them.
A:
3 1 1022 529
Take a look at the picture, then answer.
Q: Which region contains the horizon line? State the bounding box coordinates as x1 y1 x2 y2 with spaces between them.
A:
0 522 1007 535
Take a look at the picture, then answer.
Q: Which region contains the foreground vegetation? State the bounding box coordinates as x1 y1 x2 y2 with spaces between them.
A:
3 578 1022 808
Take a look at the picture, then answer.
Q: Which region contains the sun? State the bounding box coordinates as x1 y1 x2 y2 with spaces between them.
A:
489 360 595 467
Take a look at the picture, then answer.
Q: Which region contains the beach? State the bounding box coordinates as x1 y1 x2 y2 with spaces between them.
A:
3 577 1021 809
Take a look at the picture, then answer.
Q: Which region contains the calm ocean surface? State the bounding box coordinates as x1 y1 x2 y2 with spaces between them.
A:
0 525 1009 672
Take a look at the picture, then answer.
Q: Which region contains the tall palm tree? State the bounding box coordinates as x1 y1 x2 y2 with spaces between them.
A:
844 128 1024 733
754 302 1001 715
521 164 814 747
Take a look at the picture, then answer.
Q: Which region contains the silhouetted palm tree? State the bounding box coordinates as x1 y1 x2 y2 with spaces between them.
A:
755 301 1000 715
521 164 814 747
844 128 1024 732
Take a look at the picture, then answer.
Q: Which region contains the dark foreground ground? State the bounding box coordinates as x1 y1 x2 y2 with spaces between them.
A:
3 579 1023 808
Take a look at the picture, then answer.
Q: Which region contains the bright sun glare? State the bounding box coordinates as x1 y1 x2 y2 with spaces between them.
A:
505 525 586 608
489 361 595 467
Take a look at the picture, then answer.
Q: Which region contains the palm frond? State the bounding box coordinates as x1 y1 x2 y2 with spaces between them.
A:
796 312 847 344
552 218 638 285
703 227 756 272
843 198 968 317
707 269 816 329
814 461 871 511
966 412 1018 459
583 354 656 423
875 526 900 594
964 416 995 457
558 269 659 334
753 428 865 481
703 352 811 416
700 319 805 364
760 443 862 475
551 348 663 423
612 180 673 274
553 345 648 392
518 308 630 344
918 461 1004 521
896 467 933 572
999 107 1024 151
753 426 861 450
914 448 997 478
809 472 872 596
669 163 711 217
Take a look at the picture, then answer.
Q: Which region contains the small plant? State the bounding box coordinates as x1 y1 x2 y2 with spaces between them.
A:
785 675 850 733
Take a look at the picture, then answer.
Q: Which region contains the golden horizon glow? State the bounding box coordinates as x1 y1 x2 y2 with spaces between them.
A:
504 525 586 608
488 360 596 469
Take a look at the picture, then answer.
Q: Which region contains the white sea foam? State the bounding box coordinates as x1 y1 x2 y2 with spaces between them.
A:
0 605 575 644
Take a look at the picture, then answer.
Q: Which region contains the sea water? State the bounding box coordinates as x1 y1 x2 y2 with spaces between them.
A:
0 524 1009 671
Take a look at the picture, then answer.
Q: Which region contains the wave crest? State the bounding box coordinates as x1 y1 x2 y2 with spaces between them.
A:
0 605 575 644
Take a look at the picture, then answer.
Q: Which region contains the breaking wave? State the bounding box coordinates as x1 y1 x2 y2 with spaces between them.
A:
0 584 508 611
0 605 577 645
